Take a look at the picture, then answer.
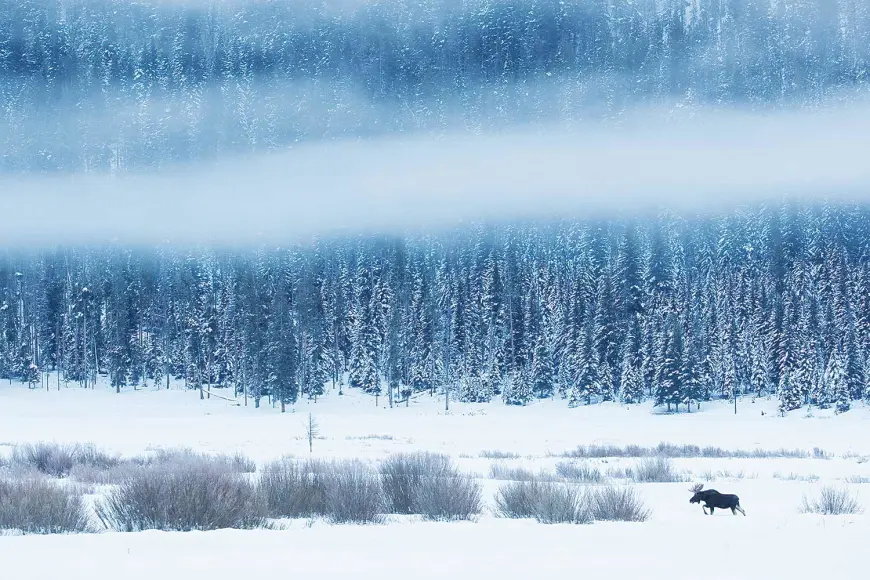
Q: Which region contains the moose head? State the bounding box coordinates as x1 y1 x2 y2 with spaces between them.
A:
689 483 705 503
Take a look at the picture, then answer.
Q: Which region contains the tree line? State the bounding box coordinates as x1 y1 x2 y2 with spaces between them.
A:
2 0 868 172
2 201 869 415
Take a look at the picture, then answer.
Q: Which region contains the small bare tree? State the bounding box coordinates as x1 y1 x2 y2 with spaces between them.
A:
305 413 319 454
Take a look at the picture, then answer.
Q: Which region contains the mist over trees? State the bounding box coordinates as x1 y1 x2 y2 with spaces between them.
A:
2 202 870 415
1 0 869 172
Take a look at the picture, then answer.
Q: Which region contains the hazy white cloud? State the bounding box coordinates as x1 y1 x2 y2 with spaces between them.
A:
2 100 870 246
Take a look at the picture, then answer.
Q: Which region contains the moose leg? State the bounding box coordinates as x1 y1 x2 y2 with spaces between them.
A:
735 505 746 516
708 506 715 515
702 505 708 515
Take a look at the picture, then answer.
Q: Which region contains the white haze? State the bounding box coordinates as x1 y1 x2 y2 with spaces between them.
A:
2 100 870 246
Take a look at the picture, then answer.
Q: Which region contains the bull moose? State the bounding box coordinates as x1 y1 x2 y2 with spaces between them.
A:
689 483 746 516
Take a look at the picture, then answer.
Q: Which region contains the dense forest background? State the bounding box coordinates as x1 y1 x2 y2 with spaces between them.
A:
1 0 869 172
3 2 868 413
2 202 868 414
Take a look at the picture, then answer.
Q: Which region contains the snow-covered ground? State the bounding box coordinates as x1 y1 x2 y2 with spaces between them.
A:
1 381 868 579
1 515 866 580
3 380 870 461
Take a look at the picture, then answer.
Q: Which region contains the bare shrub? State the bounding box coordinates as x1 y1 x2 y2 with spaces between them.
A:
479 450 521 459
380 452 453 514
605 466 633 480
12 444 74 477
629 457 682 483
533 483 590 524
494 480 590 524
699 469 750 481
346 434 395 441
559 444 646 459
258 457 327 518
488 463 541 482
147 448 256 473
560 442 821 460
812 447 831 460
380 452 481 520
95 460 264 532
11 443 120 477
260 458 383 523
555 461 603 483
68 462 144 486
322 460 385 524
845 475 870 484
800 486 863 515
494 480 543 519
773 472 820 483
589 486 650 522
0 477 91 534
413 472 482 521
73 444 121 470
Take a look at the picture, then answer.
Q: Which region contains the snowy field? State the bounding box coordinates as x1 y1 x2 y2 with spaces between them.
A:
1 382 869 579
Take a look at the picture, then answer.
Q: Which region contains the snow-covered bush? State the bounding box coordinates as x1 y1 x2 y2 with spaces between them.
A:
495 480 590 524
0 477 91 534
380 452 481 521
147 448 256 473
412 472 482 521
589 486 650 522
629 457 682 483
260 458 384 523
95 460 264 532
800 486 862 515
496 479 650 524
532 483 590 524
321 460 385 524
555 461 604 483
11 442 119 478
380 452 454 514
259 457 328 518
489 463 543 482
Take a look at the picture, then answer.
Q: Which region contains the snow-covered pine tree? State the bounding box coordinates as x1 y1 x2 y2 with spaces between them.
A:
503 367 532 406
825 349 850 413
619 353 644 404
777 371 802 414
598 362 615 402
264 279 299 412
682 337 701 412
569 313 599 406
655 314 684 412
531 335 554 399
749 339 770 398
349 266 381 397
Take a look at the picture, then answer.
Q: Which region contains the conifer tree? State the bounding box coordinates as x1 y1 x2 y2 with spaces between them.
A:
777 371 802 414
531 335 555 399
619 354 644 405
825 349 850 413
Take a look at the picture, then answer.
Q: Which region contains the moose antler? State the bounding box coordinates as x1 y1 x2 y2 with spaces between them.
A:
689 483 705 493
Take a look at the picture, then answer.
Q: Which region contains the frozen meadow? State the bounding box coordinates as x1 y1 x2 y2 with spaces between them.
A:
1 381 868 580
3 0 870 577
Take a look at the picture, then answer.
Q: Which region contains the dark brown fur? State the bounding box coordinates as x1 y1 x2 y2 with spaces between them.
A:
689 489 746 515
